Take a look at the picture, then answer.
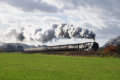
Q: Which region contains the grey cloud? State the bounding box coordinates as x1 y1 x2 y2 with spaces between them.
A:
62 0 120 17
96 24 120 39
0 0 59 13
83 21 120 39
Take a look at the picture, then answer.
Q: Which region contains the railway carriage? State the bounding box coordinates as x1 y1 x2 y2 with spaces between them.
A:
24 42 99 52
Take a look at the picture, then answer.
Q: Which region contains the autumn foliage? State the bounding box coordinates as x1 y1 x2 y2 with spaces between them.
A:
104 45 117 54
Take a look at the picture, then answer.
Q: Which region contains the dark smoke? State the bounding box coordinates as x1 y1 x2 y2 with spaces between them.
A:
35 28 42 34
17 32 25 41
6 28 25 41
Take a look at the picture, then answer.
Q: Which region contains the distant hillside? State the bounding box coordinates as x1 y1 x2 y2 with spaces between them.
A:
0 42 30 48
0 42 38 52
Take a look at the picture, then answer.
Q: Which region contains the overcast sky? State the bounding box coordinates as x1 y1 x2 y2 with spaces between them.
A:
0 0 120 46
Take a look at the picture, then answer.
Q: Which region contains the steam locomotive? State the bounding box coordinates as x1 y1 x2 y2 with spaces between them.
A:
24 42 99 52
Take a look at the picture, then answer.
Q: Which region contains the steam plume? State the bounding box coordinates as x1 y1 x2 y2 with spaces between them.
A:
55 24 95 39
0 23 96 43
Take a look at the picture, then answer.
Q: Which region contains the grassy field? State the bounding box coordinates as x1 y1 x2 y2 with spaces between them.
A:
0 53 120 80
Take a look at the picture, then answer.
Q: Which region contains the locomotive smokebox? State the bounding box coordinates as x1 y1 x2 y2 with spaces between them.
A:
92 42 99 51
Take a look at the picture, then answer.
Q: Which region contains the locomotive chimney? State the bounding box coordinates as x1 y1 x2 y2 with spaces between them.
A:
93 37 95 42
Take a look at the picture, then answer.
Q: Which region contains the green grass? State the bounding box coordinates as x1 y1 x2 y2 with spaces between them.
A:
0 53 120 80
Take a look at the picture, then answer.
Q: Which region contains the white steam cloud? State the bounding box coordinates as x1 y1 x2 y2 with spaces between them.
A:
0 24 96 43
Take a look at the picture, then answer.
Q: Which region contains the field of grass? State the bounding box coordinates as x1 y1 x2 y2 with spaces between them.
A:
0 53 120 80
